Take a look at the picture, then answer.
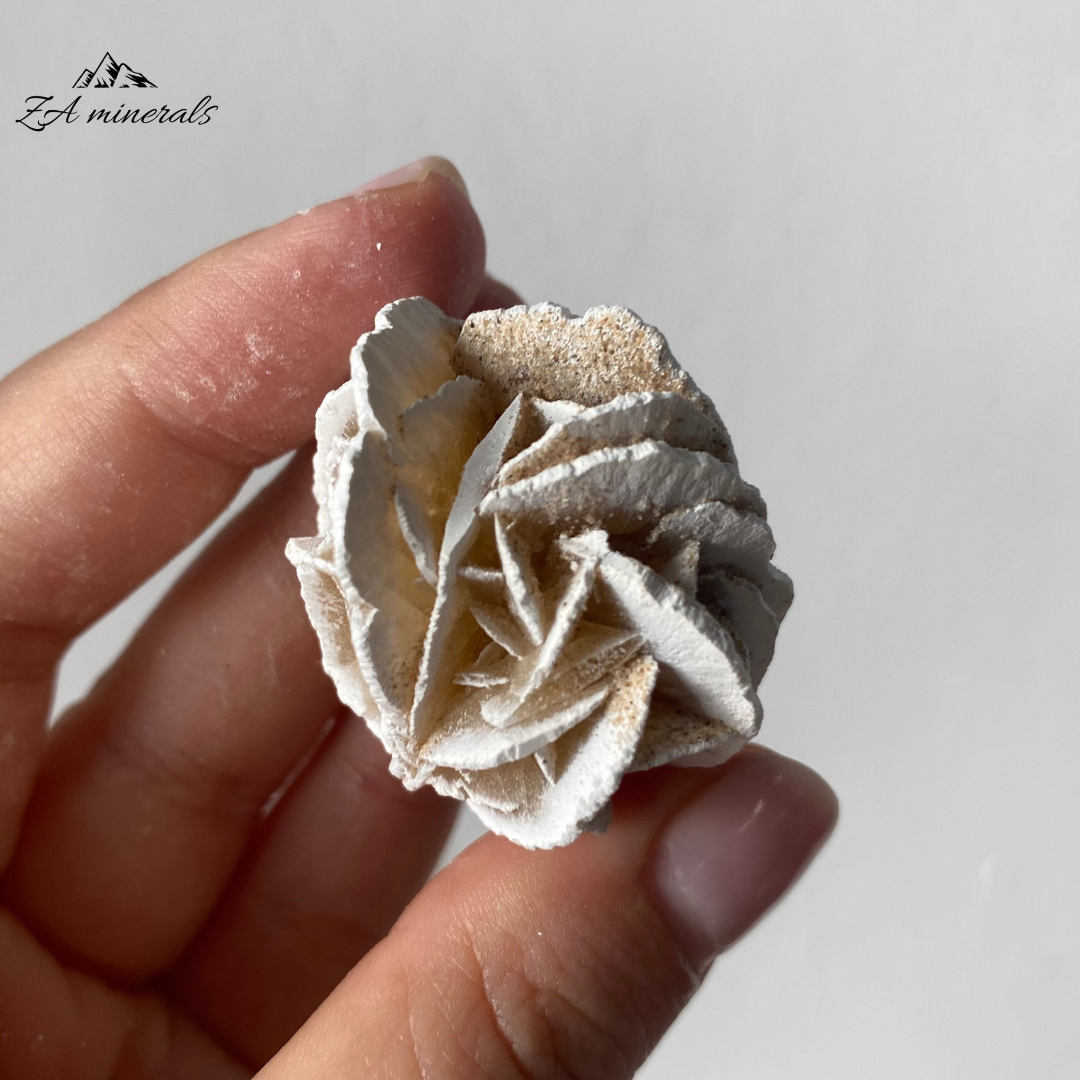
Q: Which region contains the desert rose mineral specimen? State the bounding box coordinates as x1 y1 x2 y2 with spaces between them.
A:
286 298 793 848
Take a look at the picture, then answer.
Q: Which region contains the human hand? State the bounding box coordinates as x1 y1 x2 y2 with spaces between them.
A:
0 156 838 1079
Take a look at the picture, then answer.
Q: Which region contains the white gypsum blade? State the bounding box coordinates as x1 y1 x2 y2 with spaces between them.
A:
408 396 527 741
595 551 761 737
421 682 610 771
494 515 545 646
350 297 461 459
462 654 657 849
479 536 604 727
498 390 733 487
480 441 765 535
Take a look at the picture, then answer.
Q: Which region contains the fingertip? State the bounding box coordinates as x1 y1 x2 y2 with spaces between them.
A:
647 747 838 968
124 161 487 463
299 162 486 321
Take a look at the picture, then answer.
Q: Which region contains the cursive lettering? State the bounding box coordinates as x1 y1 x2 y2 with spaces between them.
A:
85 94 219 125
16 95 81 131
17 93 218 131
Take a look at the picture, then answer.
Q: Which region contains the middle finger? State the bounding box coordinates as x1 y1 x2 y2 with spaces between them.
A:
4 452 339 978
169 712 457 1068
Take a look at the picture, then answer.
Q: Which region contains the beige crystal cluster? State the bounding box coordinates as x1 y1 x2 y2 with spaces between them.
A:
286 298 793 848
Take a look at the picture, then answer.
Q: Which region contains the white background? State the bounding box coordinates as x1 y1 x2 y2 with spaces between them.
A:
3 2 1079 1076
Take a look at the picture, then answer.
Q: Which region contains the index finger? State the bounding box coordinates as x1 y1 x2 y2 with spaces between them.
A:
0 155 484 637
0 156 485 866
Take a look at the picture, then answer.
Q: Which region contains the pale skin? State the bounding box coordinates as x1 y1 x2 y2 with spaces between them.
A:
0 156 838 1079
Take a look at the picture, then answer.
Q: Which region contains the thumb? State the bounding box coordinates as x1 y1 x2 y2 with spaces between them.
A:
257 747 837 1079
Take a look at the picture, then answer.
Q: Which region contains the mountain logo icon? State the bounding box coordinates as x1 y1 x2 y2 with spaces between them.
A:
73 52 156 89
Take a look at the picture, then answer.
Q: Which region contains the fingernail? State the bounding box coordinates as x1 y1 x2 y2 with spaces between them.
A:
352 156 470 200
649 749 838 968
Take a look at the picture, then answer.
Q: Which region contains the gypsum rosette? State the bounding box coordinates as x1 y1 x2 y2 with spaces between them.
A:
286 298 793 849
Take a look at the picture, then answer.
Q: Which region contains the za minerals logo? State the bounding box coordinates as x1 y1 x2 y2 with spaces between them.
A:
16 52 218 131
